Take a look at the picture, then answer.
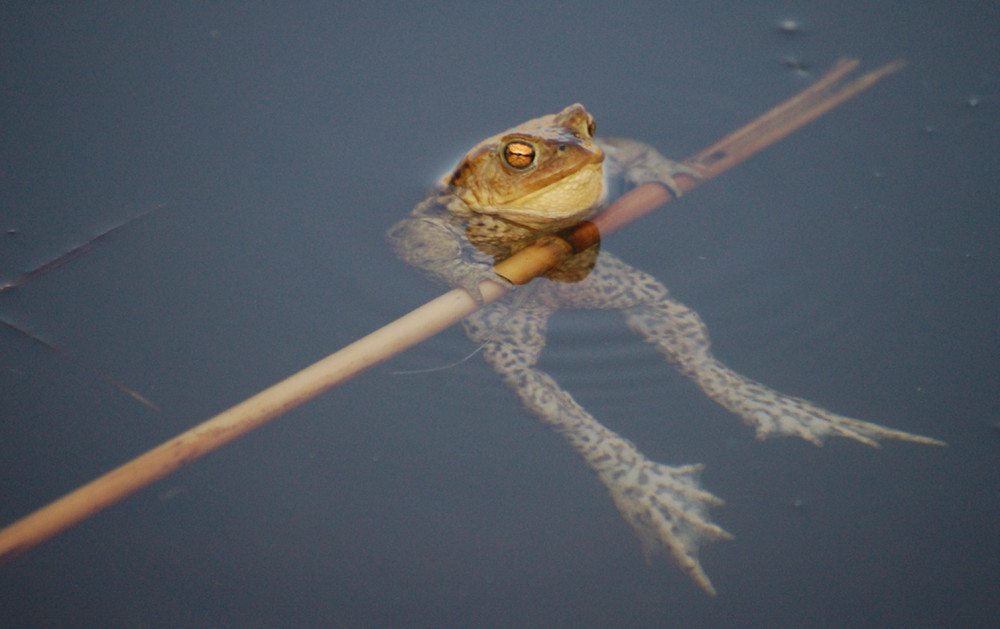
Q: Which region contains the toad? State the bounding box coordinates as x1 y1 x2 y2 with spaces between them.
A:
386 104 943 594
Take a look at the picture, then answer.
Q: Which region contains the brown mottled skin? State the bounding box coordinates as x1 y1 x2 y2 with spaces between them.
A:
387 104 944 595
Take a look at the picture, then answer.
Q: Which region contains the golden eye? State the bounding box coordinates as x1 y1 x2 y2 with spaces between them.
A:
586 116 596 137
503 141 535 169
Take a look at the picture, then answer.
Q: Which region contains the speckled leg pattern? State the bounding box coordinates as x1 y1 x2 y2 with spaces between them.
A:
464 293 731 595
463 252 942 594
585 255 945 448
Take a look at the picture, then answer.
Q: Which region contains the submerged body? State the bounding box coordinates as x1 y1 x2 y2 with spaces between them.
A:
387 104 943 594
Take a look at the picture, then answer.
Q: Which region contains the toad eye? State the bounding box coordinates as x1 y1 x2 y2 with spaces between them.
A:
586 117 596 137
503 141 536 169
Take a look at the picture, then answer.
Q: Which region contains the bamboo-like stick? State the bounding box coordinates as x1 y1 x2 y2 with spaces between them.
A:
0 58 904 565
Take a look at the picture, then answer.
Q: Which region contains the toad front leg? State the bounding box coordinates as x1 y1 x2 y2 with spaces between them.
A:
386 197 515 305
464 298 731 595
598 137 702 198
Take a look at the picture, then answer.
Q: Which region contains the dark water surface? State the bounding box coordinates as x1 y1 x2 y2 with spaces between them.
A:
2 3 997 628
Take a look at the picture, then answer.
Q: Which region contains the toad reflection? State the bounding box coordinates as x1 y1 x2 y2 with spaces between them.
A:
387 104 944 594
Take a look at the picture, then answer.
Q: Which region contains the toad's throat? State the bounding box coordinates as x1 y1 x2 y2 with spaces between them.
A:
474 163 606 229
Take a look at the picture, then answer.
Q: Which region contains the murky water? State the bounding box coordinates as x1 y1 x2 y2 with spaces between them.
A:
2 4 997 627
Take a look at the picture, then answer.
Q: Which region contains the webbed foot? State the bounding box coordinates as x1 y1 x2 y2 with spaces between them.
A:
597 137 703 199
691 363 946 447
601 459 732 595
453 264 515 305
732 388 947 447
650 160 703 199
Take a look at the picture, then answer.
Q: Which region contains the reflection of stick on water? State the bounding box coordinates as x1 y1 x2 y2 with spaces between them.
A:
1 204 165 409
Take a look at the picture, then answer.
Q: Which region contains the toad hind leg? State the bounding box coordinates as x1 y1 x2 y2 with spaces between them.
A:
464 300 732 595
582 255 948 447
